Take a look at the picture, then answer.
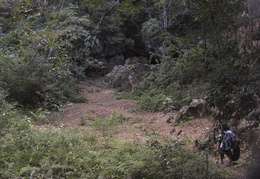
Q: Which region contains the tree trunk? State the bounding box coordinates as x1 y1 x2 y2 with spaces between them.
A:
163 1 168 31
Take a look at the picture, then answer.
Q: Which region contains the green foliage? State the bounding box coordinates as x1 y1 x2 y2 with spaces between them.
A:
83 0 144 14
82 0 139 59
131 48 209 112
0 102 231 179
137 88 169 111
187 0 243 36
92 111 127 130
172 47 205 85
0 105 99 178
83 0 105 10
84 34 100 50
142 18 165 45
27 108 51 124
1 126 99 178
206 56 259 121
0 3 91 109
135 80 194 112
0 1 258 177
0 50 85 109
0 103 25 137
54 4 91 60
116 91 139 100
1 2 91 73
101 139 230 179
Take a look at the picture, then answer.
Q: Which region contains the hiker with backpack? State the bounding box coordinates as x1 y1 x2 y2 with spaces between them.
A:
217 129 240 165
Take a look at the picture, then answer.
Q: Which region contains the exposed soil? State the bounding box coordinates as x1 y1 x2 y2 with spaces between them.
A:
42 77 252 178
58 78 214 143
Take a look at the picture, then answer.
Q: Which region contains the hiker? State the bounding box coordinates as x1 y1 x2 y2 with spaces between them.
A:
217 130 236 165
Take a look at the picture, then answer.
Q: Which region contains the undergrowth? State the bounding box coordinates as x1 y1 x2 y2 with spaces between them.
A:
0 49 86 110
92 111 127 129
116 71 211 112
0 102 232 179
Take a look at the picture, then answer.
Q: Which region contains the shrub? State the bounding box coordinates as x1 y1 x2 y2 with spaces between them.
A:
92 111 127 130
142 18 165 45
0 51 85 109
101 139 230 179
137 89 166 111
133 72 196 112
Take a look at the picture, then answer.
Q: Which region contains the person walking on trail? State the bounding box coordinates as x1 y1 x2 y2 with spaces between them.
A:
217 130 236 165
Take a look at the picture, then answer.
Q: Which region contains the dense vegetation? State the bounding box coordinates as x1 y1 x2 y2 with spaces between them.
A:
1 104 230 178
0 0 259 178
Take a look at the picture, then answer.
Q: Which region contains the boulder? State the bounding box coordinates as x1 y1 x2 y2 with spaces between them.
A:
246 108 260 121
237 120 259 134
125 56 148 65
105 55 149 72
104 63 156 92
236 108 260 134
175 99 206 123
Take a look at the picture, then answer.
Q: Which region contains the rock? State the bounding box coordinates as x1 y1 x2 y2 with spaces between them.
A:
105 55 149 72
189 99 206 108
175 99 206 123
236 108 260 135
124 56 148 65
104 63 155 92
237 120 259 134
246 108 260 121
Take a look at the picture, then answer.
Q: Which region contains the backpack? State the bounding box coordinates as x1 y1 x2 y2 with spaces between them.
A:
219 131 235 151
230 140 240 161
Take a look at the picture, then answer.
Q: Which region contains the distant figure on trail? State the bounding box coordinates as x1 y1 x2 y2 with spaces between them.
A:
217 128 240 166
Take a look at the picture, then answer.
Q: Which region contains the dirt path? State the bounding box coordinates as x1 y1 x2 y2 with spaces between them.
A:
57 78 214 143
